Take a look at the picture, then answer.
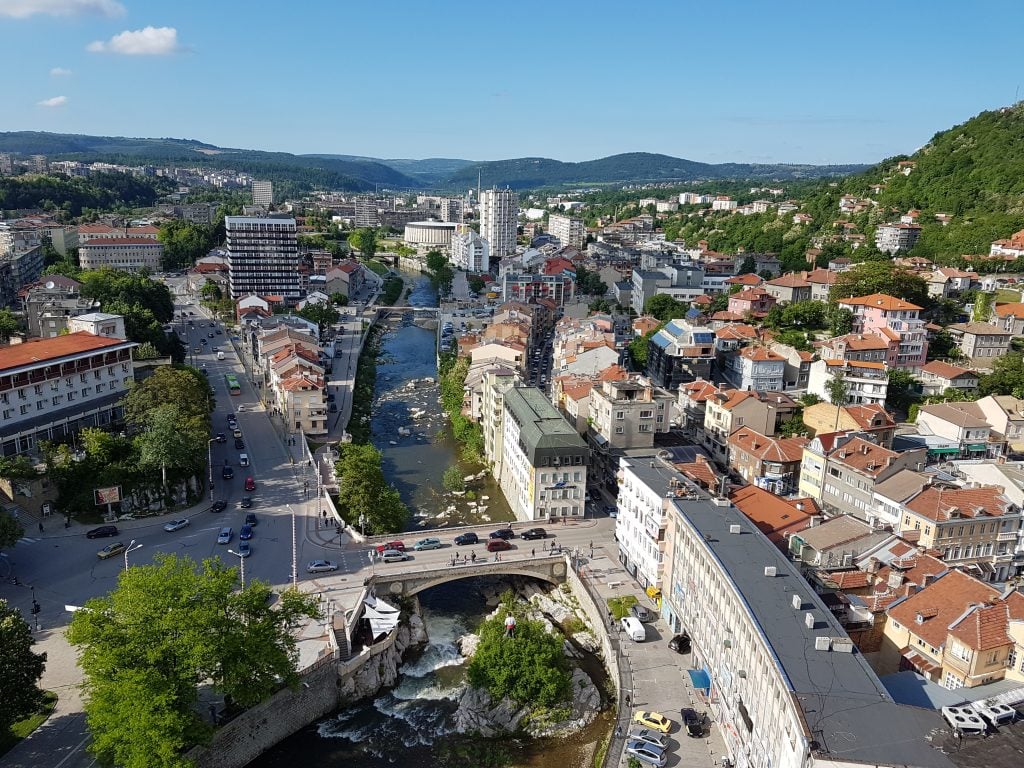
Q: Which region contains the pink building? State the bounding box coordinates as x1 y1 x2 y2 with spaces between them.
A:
728 287 776 318
836 293 928 370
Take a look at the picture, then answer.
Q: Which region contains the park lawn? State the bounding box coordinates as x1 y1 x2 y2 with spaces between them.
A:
0 691 58 757
606 595 638 620
364 259 389 276
995 288 1021 303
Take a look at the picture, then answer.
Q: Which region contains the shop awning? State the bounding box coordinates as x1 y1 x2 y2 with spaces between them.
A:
927 446 960 455
967 444 988 451
687 668 711 692
1009 443 1024 454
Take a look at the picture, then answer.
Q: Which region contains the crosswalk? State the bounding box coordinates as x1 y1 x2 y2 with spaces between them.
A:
16 536 39 547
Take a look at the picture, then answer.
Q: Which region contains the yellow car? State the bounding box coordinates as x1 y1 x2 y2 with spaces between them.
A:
97 542 126 560
633 710 673 733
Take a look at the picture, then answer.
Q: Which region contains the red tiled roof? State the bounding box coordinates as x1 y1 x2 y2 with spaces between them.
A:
905 485 1013 522
920 360 974 380
681 379 718 403
829 437 900 477
79 237 161 246
729 485 815 536
887 570 998 650
739 346 784 362
728 426 808 462
767 273 811 288
838 293 923 311
0 332 129 371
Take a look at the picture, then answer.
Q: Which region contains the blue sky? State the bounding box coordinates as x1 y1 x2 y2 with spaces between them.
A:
2 0 1021 165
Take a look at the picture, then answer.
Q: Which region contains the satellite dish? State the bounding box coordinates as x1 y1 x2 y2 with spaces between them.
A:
45 281 55 290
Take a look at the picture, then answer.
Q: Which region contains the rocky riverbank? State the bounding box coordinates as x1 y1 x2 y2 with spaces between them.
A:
451 580 605 739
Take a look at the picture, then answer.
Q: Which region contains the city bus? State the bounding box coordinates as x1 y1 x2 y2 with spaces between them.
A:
225 373 241 396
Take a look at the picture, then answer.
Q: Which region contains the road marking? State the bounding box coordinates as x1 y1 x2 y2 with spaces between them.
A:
17 537 38 545
52 731 91 768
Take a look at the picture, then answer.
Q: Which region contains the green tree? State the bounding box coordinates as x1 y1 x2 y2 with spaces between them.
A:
972 291 995 323
334 444 407 533
466 598 571 709
425 250 447 274
200 281 222 301
778 414 811 438
0 511 24 551
927 329 965 361
826 305 855 336
133 341 161 360
826 371 849 406
123 366 212 429
442 465 466 492
135 405 206 494
0 599 47 734
68 554 317 768
738 254 756 274
158 220 217 271
644 294 686 322
589 297 613 313
978 353 1024 398
574 265 607 296
296 302 340 334
628 327 661 369
0 308 19 342
329 292 349 306
347 228 377 258
830 262 930 307
886 368 920 411
468 276 486 294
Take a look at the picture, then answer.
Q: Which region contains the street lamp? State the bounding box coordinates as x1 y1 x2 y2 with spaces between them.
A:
227 549 246 589
207 438 217 500
286 505 297 589
124 540 143 572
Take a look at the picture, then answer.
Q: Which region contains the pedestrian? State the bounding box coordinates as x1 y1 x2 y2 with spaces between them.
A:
625 693 631 708
531 548 535 558
494 552 498 562
471 551 476 563
38 522 43 533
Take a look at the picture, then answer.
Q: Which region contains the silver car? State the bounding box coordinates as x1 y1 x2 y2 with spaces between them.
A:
163 518 190 532
625 741 667 767
627 728 669 750
380 549 410 563
306 559 338 573
216 527 233 545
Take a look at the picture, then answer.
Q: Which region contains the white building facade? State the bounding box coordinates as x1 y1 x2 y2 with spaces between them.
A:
480 188 519 258
450 227 490 272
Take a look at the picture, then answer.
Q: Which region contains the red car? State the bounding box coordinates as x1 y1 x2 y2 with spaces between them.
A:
244 476 256 492
486 539 512 553
376 540 406 554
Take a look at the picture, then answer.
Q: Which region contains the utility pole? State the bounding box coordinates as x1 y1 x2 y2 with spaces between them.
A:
287 505 297 589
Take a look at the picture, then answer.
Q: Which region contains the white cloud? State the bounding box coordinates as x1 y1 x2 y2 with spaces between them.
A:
50 67 73 76
37 95 68 108
0 0 125 18
87 25 182 55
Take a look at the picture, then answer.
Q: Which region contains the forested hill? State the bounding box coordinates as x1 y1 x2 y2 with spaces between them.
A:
0 132 419 194
444 152 868 189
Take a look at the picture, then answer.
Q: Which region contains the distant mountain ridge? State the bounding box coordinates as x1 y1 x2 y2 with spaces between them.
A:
0 131 868 192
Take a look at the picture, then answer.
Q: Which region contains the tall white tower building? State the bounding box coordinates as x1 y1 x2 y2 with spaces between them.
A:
479 188 518 258
252 180 273 208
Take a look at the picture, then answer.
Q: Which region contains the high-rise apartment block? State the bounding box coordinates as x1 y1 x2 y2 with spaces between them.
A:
226 216 300 301
479 188 518 258
252 180 273 208
548 213 585 249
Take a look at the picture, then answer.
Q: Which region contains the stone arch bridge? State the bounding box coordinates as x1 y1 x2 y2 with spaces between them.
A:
368 553 568 598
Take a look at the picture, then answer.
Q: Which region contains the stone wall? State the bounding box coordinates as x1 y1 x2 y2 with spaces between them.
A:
565 565 621 700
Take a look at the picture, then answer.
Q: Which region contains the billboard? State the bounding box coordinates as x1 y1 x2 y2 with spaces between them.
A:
94 486 122 506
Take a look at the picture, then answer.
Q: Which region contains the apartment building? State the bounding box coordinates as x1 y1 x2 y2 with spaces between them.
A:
976 394 1024 454
225 216 300 301
807 359 889 406
764 273 812 304
914 402 996 459
817 332 891 364
802 403 896 448
78 238 164 272
875 222 921 254
837 293 928 369
480 188 518 258
720 346 785 392
481 366 520 482
663 495 950 768
768 342 813 389
547 213 584 249
799 432 928 521
274 374 326 435
498 387 588 522
645 319 715 390
450 226 490 272
701 389 785 464
252 180 273 207
728 485 815 549
589 378 674 450
916 361 979 397
788 515 889 570
501 273 573 306
882 569 1024 689
616 453 697 592
0 327 136 456
76 223 160 244
677 378 718 438
945 321 1014 363
727 427 808 494
727 287 776 318
20 277 96 338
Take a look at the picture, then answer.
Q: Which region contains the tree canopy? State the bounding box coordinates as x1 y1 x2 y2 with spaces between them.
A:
67 554 317 768
978 353 1024 398
0 599 47 735
334 443 408 534
573 265 607 296
643 294 687 322
296 302 339 334
347 228 378 258
829 261 931 307
158 220 219 271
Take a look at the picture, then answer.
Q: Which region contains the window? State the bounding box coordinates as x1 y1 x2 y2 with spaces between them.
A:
942 672 963 690
639 410 653 419
638 424 651 432
615 411 625 420
33 385 42 395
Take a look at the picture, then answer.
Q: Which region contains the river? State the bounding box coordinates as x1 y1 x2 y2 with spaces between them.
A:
370 271 513 530
247 577 613 768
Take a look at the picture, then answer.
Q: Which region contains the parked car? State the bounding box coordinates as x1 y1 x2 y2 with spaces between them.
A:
681 708 706 738
520 527 547 540
241 498 254 510
306 560 338 573
163 518 190 533
489 528 514 540
625 741 667 767
239 525 254 541
668 633 691 654
221 466 234 480
376 540 406 554
454 532 479 546
237 541 251 557
211 500 227 513
486 539 512 553
633 711 672 733
215 432 226 443
233 429 243 439
244 476 256 492
244 512 257 526
627 728 669 750
86 525 119 539
380 549 410 563
413 537 442 551
631 604 654 622
97 542 126 559
217 527 233 545
234 438 245 449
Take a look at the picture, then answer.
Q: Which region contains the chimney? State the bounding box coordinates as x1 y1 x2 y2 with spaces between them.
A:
795 502 804 511
861 443 869 455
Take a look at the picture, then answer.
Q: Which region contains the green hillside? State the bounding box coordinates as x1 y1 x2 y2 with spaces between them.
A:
445 152 868 189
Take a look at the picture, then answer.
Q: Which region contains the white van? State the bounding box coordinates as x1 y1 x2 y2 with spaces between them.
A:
217 351 225 360
621 616 646 642
239 453 249 467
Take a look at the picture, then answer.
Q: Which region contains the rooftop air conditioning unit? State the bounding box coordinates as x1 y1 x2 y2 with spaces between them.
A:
804 612 815 629
814 636 832 652
832 638 854 653
791 594 803 610
764 566 777 577
730 524 742 535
